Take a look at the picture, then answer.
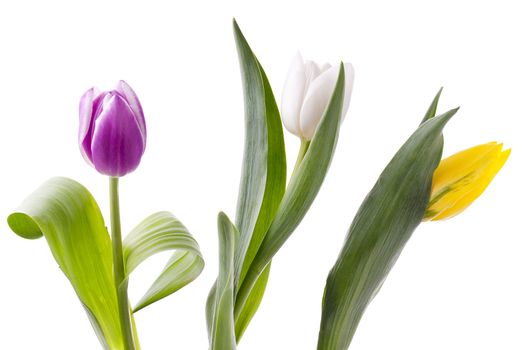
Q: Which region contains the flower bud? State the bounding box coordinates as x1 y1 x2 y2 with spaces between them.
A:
79 80 146 177
281 52 354 140
424 142 510 221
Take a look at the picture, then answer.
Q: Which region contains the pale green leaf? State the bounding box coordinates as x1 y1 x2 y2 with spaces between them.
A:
206 281 218 341
234 263 270 341
208 212 238 350
123 211 204 312
7 177 126 350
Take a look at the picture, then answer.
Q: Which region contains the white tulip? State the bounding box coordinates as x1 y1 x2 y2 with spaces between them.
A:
281 52 354 140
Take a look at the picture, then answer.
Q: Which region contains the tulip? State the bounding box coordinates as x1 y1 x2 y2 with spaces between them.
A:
79 80 146 177
424 142 510 221
281 52 354 140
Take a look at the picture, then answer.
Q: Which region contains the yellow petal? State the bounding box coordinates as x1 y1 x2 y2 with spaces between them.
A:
427 144 502 215
424 142 510 221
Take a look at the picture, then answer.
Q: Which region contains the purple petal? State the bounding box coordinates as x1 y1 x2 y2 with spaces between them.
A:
78 87 102 164
114 80 146 143
90 93 146 177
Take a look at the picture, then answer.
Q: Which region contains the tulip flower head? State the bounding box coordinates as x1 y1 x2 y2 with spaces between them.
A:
424 142 510 221
79 80 146 177
281 53 354 140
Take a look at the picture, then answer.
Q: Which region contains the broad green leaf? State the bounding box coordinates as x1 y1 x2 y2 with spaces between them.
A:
208 212 238 350
7 177 126 350
123 211 204 312
235 63 347 315
206 20 286 343
232 19 287 289
317 105 458 350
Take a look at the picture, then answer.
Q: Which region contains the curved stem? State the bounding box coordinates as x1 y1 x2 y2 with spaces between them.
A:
109 177 136 350
290 139 310 180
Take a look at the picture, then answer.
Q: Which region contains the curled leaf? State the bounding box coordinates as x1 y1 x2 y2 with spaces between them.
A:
123 211 204 312
7 177 126 349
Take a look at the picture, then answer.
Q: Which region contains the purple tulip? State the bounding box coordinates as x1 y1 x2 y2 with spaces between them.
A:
79 80 146 177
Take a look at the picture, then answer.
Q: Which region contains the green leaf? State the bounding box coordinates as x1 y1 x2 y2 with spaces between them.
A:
234 263 271 340
7 177 125 350
207 212 238 350
421 87 443 124
316 105 458 350
231 19 286 289
235 63 347 316
206 281 218 341
122 211 204 312
207 20 286 342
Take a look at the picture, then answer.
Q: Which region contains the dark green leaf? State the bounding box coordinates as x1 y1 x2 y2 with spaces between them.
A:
208 20 286 343
235 63 347 316
231 19 286 290
316 106 458 350
421 87 443 124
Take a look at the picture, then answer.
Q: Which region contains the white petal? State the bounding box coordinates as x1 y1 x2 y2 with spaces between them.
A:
299 65 340 140
281 53 306 137
299 63 355 140
319 63 332 73
303 60 322 87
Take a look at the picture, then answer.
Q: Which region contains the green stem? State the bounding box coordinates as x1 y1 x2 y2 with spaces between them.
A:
109 177 136 350
290 139 310 180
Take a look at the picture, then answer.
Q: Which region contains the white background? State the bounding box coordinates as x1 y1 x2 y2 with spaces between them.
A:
0 0 523 349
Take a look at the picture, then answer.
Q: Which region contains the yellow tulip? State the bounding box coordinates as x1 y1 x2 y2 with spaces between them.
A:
424 142 510 221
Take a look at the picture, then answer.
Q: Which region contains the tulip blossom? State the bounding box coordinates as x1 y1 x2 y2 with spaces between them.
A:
281 53 354 140
79 80 146 177
424 142 510 221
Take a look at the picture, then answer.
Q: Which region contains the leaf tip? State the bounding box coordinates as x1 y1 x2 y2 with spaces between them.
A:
338 61 345 77
217 211 234 228
7 212 42 240
232 18 243 38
